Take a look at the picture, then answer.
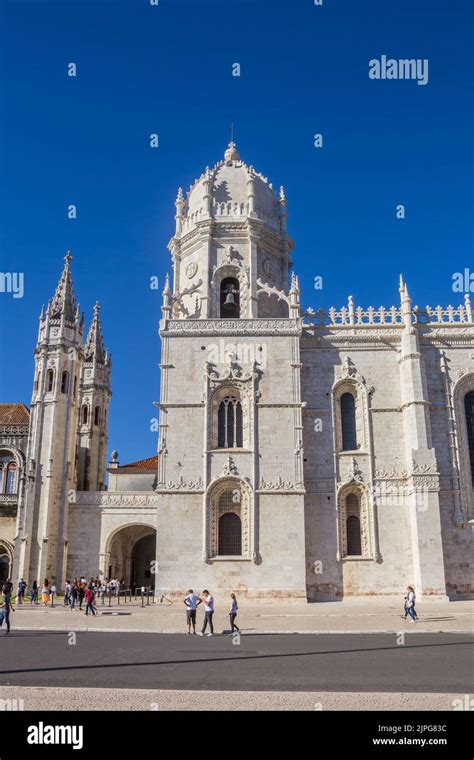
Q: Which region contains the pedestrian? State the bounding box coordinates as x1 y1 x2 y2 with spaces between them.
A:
184 589 202 634
405 585 418 622
229 593 240 633
50 583 57 607
70 582 78 610
17 578 26 604
64 580 71 606
85 585 96 616
78 583 85 611
41 579 50 607
199 589 214 636
0 588 14 635
30 580 38 605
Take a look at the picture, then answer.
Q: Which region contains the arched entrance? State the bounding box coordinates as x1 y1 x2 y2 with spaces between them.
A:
106 525 156 590
0 541 13 583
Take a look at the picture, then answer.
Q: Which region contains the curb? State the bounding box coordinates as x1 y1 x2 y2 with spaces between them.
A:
11 626 472 635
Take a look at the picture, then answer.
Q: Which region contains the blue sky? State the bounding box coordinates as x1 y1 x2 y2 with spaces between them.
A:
0 0 472 463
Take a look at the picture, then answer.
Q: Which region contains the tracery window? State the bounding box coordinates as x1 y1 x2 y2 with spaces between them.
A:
218 397 243 448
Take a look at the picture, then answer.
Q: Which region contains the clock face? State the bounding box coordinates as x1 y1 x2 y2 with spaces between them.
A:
186 262 198 279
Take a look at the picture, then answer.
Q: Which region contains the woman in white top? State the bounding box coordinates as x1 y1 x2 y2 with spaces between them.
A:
229 593 240 633
405 586 418 622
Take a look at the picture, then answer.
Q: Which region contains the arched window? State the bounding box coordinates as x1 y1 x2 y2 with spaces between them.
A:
346 493 362 555
465 391 474 485
218 513 242 555
94 406 100 426
341 392 357 451
220 277 240 318
218 397 243 448
61 371 69 394
47 369 54 393
6 462 17 495
82 405 88 425
347 515 362 555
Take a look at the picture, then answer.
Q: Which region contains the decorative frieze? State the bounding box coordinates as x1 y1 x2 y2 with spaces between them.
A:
73 492 161 507
163 318 301 336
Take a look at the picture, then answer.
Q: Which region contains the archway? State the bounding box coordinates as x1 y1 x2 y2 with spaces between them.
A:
106 525 156 590
0 541 13 583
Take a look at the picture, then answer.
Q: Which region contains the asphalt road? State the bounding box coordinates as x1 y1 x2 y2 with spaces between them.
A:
0 631 472 693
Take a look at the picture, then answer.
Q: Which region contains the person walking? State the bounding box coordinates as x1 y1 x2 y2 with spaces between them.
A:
78 583 85 611
228 593 240 633
405 586 418 622
70 582 78 610
199 590 215 636
184 589 202 634
0 588 14 635
17 578 26 604
85 585 96 616
30 580 38 605
41 579 50 607
50 583 57 607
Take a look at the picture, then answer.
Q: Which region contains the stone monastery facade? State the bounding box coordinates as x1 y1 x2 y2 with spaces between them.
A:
1 142 473 600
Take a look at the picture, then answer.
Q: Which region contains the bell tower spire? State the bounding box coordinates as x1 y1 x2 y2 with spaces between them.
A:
76 302 111 492
15 254 83 589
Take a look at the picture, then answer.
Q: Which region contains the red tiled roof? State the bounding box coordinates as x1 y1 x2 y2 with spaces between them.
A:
0 403 30 425
116 455 158 471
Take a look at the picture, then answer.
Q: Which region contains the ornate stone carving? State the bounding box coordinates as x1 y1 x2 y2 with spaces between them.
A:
185 262 198 279
345 457 364 483
162 476 204 491
73 492 161 507
258 476 296 491
222 456 238 476
163 319 300 336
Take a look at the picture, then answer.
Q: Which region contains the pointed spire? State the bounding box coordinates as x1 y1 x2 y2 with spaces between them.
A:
50 251 77 322
84 301 105 363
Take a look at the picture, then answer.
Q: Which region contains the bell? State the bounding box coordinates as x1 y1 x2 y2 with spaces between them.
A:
223 291 236 308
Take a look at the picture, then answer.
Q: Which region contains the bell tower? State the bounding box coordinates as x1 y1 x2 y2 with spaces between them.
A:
15 254 83 588
75 302 111 492
156 142 307 599
167 141 295 321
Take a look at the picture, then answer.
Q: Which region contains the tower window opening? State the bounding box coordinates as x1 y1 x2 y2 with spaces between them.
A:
47 369 55 393
220 277 240 318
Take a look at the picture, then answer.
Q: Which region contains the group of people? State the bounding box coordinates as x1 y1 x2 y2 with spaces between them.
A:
0 579 419 636
183 590 240 636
